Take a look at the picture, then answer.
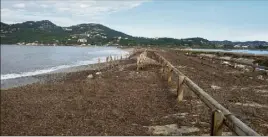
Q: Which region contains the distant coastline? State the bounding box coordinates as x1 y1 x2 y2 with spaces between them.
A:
1 20 268 49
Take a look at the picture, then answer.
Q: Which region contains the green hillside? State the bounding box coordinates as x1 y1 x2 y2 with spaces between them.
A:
1 20 267 49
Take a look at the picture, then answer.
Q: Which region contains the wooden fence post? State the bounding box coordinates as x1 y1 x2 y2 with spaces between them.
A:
252 63 258 72
160 65 165 78
106 56 109 62
167 67 173 85
177 75 185 102
137 57 140 71
211 110 224 136
163 65 168 79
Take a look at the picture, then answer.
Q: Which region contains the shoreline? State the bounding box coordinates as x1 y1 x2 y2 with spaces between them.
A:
1 44 131 48
2 44 268 51
1 48 268 135
1 60 128 90
1 47 133 90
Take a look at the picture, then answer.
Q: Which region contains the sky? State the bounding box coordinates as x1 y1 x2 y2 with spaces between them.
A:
1 0 268 41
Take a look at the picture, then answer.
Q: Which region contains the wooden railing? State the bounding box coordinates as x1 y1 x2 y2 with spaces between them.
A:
178 50 268 71
198 54 268 71
138 50 260 136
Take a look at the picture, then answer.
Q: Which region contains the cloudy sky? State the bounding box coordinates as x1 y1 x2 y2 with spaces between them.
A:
1 0 268 41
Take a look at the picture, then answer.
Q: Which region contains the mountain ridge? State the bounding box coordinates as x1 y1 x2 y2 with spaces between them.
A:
1 20 267 48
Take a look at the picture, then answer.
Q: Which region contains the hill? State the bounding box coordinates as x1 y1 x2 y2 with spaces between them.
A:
0 20 214 47
0 20 132 45
211 40 268 49
1 20 267 49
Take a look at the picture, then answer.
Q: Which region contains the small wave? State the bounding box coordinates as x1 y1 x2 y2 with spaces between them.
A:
0 56 113 80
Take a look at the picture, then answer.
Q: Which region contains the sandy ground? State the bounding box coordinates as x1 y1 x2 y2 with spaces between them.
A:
1 48 268 135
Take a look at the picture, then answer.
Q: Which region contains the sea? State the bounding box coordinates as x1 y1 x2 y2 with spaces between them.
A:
1 45 267 89
1 45 129 88
189 49 268 55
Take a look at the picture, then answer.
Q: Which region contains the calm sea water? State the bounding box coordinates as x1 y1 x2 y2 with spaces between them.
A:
189 49 268 55
1 45 128 80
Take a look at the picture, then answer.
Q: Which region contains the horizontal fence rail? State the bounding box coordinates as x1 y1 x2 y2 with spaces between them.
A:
200 55 268 71
139 50 260 136
180 50 268 71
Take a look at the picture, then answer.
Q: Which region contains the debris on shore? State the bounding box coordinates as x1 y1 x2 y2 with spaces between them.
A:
1 48 268 136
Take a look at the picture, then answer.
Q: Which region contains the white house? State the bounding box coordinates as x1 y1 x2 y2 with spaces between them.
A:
64 28 72 31
234 45 241 48
77 38 87 43
242 45 249 48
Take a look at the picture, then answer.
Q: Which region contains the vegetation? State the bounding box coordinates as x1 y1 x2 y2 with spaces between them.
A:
1 20 268 49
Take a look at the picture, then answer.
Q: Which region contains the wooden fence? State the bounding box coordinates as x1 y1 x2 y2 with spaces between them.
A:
138 50 260 136
198 54 268 71
180 50 268 71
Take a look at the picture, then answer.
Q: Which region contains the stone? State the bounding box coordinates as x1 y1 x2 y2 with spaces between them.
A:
163 113 188 119
87 74 93 79
202 132 233 136
146 124 200 136
221 61 231 66
234 64 246 69
261 124 268 128
211 85 221 90
244 68 250 72
219 56 232 60
222 132 234 136
178 65 187 69
96 72 102 75
256 89 268 93
257 75 264 80
234 102 268 108
200 54 216 58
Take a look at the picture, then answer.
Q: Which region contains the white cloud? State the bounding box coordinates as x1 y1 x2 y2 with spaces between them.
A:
1 0 266 41
13 3 25 8
1 0 148 26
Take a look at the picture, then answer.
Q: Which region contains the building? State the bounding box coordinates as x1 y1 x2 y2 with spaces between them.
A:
77 38 87 43
63 28 72 31
234 45 241 48
241 45 249 48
